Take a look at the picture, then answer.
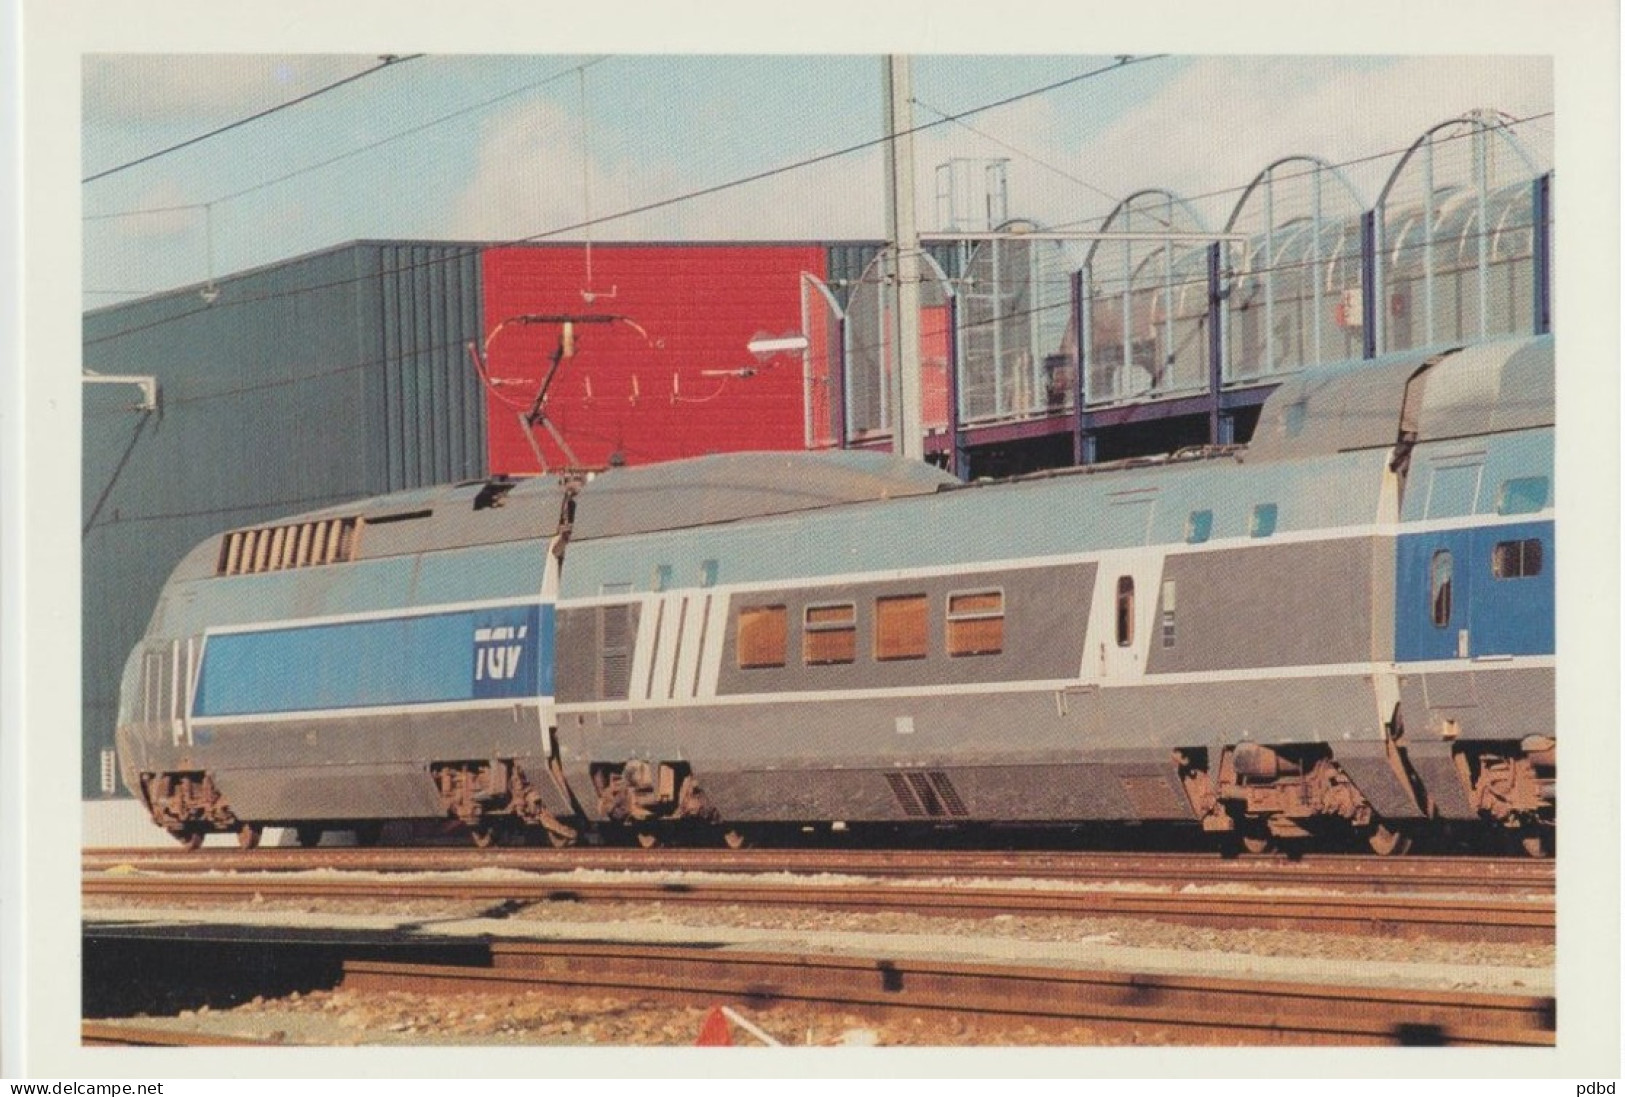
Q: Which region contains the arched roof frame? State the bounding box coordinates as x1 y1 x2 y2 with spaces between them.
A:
1375 113 1542 210
1222 155 1365 234
1083 189 1208 269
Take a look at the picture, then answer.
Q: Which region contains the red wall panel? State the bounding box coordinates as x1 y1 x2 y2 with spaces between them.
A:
481 245 827 472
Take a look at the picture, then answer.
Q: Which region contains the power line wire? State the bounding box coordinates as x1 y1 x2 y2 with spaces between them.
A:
82 54 426 184
508 56 1172 247
84 56 608 219
84 76 1548 353
85 56 1170 345
911 94 1131 216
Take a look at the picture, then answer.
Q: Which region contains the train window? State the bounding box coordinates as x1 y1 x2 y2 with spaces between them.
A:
1185 510 1213 544
737 605 787 669
699 559 720 588
803 603 857 665
1496 476 1550 515
875 594 928 661
1430 550 1454 627
946 590 1004 656
1160 579 1177 648
1115 577 1134 647
1282 400 1308 437
1249 503 1278 538
1492 538 1545 579
653 564 673 592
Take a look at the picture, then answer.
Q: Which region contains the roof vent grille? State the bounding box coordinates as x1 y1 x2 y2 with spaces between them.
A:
217 516 362 576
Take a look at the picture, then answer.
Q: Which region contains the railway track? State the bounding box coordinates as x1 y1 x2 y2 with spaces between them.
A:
81 933 1555 1047
82 846 1555 897
347 941 1554 1046
81 1021 279 1047
84 870 1552 943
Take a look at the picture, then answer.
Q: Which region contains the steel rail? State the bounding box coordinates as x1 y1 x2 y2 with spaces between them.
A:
84 873 1553 942
81 847 1555 896
341 942 1555 1047
81 1021 279 1047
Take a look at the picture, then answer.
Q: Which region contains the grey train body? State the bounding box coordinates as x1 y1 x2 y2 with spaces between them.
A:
115 335 1556 853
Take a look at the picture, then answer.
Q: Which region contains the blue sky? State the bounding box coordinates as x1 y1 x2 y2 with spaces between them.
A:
81 53 1553 310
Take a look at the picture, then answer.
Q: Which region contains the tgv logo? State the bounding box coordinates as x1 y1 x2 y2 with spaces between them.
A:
474 624 528 681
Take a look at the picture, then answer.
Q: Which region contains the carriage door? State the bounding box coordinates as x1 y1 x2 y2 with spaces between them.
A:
1400 530 1475 662
1087 491 1163 681
1398 458 1483 714
1400 458 1482 663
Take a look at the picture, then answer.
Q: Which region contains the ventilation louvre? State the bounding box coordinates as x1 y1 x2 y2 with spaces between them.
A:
885 770 968 818
218 517 363 576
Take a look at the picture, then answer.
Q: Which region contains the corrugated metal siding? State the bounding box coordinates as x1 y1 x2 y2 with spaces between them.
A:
81 242 487 797
368 244 487 493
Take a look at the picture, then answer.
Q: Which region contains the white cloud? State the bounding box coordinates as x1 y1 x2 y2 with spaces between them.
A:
105 180 201 241
450 97 650 241
448 96 890 242
83 55 377 124
1077 57 1553 225
449 86 1091 243
448 56 1554 247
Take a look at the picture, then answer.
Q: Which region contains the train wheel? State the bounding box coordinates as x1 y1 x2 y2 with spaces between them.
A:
1241 830 1275 855
236 824 263 850
469 824 500 848
295 825 323 849
174 827 204 851
721 828 750 851
635 829 662 849
1518 827 1553 859
353 822 383 847
545 828 578 849
1365 822 1413 857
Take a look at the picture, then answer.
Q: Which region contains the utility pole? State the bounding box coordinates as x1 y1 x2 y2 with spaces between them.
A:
883 55 924 461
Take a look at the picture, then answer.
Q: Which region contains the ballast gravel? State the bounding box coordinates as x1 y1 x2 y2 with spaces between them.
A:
83 883 1551 1047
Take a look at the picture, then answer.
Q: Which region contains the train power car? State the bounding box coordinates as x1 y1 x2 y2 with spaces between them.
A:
114 334 1555 855
114 476 583 848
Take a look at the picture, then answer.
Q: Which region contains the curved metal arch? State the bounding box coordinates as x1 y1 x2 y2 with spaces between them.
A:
1222 154 1366 233
1487 182 1537 262
1120 236 1210 288
851 243 956 300
1083 189 1208 267
1374 113 1542 209
1383 181 1462 270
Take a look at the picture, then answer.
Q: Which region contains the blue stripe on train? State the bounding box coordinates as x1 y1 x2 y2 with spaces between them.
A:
193 603 555 717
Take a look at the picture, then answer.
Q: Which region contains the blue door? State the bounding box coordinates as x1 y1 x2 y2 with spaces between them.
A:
1395 529 1475 663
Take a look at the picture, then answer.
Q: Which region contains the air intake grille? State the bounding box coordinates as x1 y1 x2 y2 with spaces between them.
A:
885 770 968 818
217 517 362 576
597 604 633 700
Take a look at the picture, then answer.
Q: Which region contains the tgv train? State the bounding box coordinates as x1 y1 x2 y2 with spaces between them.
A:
115 335 1555 855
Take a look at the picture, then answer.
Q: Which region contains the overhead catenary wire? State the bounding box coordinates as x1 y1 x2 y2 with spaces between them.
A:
85 56 610 221
83 81 1549 347
911 94 1133 218
84 56 1172 340
82 54 426 184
